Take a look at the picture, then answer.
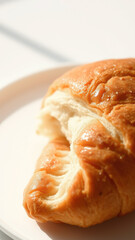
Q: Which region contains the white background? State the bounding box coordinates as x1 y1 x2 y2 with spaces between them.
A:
0 0 135 239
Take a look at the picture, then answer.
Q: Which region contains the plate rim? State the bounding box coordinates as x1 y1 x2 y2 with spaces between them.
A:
0 62 77 91
0 63 77 240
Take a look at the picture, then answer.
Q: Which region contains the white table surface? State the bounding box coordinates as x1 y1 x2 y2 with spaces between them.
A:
0 0 135 239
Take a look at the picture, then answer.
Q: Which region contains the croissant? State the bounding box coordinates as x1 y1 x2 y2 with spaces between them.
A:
23 58 135 227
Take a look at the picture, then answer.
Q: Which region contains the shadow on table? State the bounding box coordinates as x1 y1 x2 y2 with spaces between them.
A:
0 24 71 62
38 211 135 240
0 230 12 240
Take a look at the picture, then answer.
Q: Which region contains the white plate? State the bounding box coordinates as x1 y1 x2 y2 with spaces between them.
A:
0 66 135 240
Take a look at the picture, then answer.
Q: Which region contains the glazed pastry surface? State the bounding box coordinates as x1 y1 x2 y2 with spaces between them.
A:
23 59 135 227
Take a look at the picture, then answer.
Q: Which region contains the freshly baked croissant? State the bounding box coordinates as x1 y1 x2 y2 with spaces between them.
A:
23 59 135 227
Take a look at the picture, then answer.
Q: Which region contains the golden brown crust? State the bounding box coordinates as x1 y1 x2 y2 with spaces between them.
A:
23 138 70 222
23 137 121 227
74 120 135 214
45 58 135 156
46 58 135 109
24 58 135 227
